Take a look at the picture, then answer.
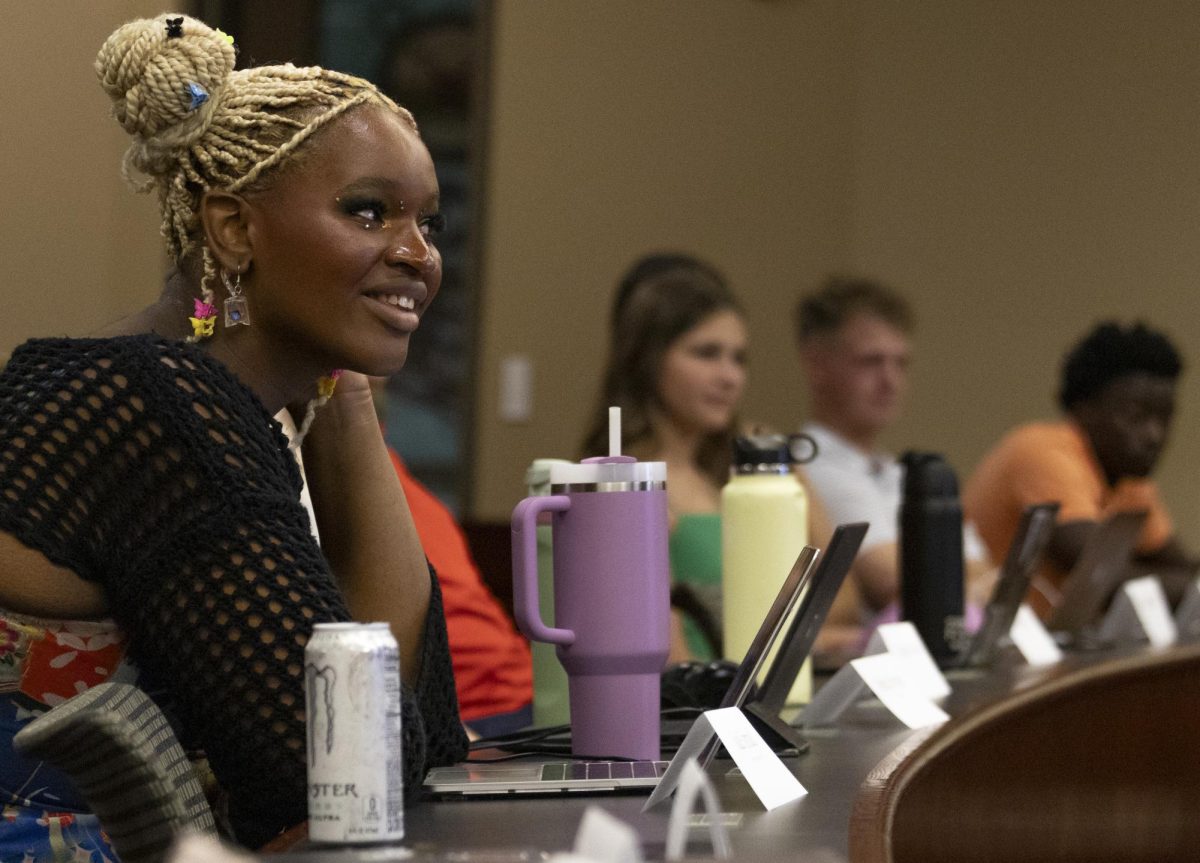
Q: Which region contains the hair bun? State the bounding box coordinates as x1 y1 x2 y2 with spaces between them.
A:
95 13 235 176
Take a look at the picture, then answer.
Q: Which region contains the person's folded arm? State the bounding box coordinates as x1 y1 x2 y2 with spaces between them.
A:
299 372 432 680
0 340 462 846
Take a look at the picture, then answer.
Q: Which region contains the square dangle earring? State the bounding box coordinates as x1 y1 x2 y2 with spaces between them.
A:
222 268 251 327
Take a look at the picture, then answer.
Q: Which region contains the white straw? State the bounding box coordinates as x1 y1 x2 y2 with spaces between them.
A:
609 406 621 457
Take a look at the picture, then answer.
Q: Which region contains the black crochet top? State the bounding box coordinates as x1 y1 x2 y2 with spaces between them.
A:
0 335 467 846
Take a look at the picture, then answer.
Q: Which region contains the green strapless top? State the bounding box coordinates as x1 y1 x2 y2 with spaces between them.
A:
669 513 723 659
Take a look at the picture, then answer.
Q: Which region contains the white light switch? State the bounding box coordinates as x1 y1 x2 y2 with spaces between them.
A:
499 354 533 423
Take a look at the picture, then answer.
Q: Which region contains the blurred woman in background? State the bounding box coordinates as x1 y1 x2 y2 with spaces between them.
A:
581 254 864 663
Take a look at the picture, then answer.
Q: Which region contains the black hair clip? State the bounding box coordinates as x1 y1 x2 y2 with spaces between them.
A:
166 17 184 39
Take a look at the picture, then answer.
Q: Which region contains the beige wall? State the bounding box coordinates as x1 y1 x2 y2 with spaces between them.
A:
474 0 1200 549
474 0 855 516
847 0 1200 542
4 3 1198 546
0 1 167 359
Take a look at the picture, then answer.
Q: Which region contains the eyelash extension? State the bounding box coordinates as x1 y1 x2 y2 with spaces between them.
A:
340 197 444 237
340 197 389 225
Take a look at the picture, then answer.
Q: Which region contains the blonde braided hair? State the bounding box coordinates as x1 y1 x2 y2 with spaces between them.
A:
95 13 417 439
97 13 413 260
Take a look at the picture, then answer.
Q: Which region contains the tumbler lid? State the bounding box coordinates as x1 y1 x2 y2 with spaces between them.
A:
526 458 573 495
550 456 667 486
551 406 667 486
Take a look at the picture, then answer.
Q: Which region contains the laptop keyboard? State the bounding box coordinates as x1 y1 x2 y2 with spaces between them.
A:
539 761 670 781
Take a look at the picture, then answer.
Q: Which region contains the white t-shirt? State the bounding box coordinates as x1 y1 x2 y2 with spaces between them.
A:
801 421 987 561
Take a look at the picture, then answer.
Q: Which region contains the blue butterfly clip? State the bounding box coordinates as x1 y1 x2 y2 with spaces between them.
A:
186 82 209 111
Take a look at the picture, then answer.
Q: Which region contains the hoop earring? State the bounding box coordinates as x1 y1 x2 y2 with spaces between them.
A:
222 268 251 327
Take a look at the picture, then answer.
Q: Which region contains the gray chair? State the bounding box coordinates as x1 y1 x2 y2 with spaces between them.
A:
13 682 217 863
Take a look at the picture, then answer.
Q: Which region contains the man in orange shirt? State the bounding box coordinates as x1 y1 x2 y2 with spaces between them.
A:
964 321 1195 619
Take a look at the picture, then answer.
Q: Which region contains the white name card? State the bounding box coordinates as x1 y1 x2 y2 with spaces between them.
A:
802 652 948 730
850 653 951 729
569 806 645 863
665 759 733 861
801 660 869 728
1099 575 1177 648
1008 604 1062 666
865 621 952 699
643 707 806 813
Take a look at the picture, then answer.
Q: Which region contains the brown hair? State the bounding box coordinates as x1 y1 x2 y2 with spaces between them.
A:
580 254 743 486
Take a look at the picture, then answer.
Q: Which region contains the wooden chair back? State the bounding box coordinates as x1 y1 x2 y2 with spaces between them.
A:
850 644 1200 863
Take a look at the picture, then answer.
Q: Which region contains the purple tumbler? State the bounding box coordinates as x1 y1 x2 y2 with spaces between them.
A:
511 454 670 760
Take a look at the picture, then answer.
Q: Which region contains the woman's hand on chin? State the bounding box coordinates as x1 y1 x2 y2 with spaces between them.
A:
285 370 380 436
320 370 388 433
327 369 377 412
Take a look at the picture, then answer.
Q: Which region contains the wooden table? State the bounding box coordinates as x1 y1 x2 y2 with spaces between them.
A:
274 646 1159 862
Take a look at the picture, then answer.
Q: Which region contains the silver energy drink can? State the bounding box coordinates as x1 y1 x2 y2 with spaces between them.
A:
305 622 404 844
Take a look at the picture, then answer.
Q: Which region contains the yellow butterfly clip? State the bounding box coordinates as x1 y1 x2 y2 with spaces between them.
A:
190 316 216 338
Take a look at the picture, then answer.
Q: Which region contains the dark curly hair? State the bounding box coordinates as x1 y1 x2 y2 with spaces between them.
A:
1059 321 1182 410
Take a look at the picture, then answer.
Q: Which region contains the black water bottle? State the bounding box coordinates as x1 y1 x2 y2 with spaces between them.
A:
899 451 965 664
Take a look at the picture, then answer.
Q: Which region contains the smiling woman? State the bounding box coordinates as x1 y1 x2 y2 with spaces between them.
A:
223 107 443 385
579 255 863 663
580 254 748 659
0 12 466 860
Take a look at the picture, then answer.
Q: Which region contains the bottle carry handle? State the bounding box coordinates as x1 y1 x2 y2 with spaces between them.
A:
788 432 818 465
511 495 576 646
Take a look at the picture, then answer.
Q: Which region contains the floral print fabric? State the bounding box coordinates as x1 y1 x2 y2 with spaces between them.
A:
1 611 130 863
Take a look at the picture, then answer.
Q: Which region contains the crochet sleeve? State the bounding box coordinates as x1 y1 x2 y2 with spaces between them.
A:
0 338 467 846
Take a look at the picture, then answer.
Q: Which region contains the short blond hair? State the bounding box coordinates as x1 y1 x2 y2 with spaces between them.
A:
794 276 913 347
96 12 415 264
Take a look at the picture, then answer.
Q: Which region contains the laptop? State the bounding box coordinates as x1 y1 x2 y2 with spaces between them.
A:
956 503 1059 668
422 545 822 797
743 522 868 748
1046 509 1148 638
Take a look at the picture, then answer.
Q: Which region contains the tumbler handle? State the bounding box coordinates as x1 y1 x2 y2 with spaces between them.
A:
511 495 575 646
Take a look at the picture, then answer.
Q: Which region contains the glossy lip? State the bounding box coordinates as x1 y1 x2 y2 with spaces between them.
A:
361 282 429 332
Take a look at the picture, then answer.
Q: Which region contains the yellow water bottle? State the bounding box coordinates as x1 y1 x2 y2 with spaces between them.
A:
721 434 812 703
